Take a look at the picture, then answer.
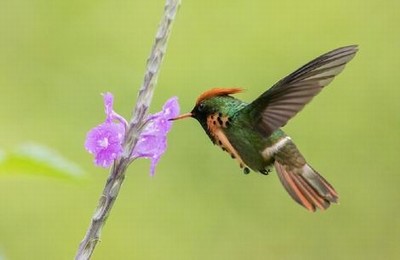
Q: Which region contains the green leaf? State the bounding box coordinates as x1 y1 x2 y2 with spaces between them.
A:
0 143 85 180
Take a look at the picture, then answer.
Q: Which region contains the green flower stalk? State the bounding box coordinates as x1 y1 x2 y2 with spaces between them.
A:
75 1 181 259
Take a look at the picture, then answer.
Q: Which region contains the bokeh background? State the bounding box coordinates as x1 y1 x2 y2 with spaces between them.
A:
0 0 399 259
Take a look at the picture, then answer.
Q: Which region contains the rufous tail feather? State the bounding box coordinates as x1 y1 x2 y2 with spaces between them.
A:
274 162 338 212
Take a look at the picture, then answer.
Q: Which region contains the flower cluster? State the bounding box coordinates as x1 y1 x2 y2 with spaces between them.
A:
131 97 179 175
85 92 179 174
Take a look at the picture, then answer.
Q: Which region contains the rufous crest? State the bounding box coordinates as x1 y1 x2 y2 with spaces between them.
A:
196 88 243 105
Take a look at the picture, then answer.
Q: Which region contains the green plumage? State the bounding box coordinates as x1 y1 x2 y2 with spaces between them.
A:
174 46 358 211
199 95 290 171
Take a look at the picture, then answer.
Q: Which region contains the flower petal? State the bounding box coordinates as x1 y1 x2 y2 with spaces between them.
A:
131 97 180 175
162 96 180 119
85 122 125 168
102 92 114 122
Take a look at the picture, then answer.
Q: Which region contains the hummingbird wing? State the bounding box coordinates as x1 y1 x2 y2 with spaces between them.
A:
243 45 358 136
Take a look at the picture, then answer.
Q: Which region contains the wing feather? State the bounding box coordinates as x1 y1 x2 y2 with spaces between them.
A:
244 45 358 136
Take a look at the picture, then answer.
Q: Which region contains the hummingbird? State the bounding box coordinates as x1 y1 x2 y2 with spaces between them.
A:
171 45 358 211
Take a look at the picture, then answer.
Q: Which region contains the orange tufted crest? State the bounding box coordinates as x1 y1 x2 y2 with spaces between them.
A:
196 88 243 105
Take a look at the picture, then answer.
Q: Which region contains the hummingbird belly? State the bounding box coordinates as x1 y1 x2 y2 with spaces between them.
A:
224 125 287 173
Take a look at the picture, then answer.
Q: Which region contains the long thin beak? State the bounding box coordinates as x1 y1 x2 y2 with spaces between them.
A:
169 112 192 121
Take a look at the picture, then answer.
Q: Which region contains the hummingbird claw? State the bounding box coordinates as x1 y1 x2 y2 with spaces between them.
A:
243 167 250 174
260 168 271 175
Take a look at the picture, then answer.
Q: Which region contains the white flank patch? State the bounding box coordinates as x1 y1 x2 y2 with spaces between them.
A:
261 136 291 159
302 164 314 178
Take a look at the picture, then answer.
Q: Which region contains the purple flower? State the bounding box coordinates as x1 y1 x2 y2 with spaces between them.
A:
85 93 180 174
85 93 126 168
85 122 125 167
132 97 180 175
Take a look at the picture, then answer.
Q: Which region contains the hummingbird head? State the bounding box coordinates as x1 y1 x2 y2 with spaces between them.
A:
170 88 243 124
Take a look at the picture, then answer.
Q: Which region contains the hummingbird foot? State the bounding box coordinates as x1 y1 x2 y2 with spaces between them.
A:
243 167 250 174
259 168 271 175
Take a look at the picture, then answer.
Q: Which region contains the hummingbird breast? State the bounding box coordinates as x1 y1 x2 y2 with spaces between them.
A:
206 112 249 171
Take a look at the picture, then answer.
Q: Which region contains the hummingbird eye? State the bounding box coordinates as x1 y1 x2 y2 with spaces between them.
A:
197 102 206 112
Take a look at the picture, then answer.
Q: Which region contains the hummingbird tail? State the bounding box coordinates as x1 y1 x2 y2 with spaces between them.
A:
274 162 338 212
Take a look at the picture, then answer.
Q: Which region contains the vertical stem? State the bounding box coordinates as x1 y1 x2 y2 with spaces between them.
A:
75 1 181 259
75 159 129 260
125 0 181 156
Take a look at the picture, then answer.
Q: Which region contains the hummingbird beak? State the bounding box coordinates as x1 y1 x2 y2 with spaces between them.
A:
169 112 192 121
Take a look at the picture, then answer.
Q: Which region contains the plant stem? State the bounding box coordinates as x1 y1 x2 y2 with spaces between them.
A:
75 159 129 260
124 0 181 157
75 1 181 259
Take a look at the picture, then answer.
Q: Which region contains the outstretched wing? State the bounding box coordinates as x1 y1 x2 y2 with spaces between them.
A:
243 45 358 136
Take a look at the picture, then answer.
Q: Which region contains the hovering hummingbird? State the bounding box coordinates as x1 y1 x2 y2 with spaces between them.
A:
171 45 358 211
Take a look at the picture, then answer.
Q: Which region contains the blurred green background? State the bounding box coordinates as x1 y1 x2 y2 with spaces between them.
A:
0 0 399 259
